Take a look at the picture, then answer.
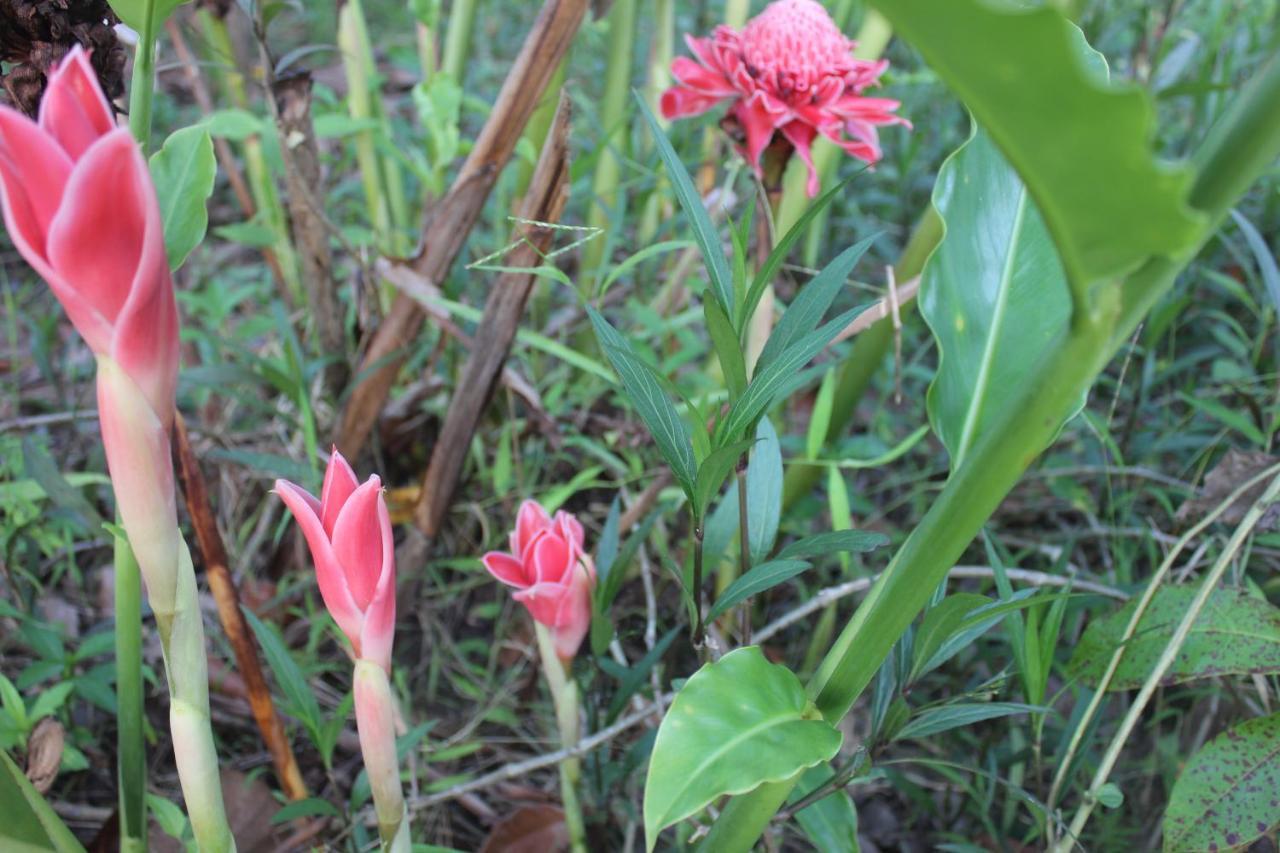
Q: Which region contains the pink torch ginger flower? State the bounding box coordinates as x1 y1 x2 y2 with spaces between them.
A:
0 46 181 605
483 501 597 661
661 0 909 196
275 450 397 671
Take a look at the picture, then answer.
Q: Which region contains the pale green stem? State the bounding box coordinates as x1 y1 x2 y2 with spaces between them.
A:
440 0 479 83
354 661 410 852
126 0 158 152
535 624 586 853
582 0 638 286
1055 469 1280 850
1045 460 1280 820
114 533 146 853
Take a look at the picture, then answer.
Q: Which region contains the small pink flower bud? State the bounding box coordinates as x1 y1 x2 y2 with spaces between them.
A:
483 501 597 661
275 450 397 671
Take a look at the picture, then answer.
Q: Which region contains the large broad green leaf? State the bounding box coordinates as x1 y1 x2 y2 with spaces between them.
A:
643 646 842 850
150 126 217 271
0 749 86 852
1068 587 1280 690
869 0 1202 298
920 126 1079 467
589 308 698 501
109 0 188 33
1163 712 1280 852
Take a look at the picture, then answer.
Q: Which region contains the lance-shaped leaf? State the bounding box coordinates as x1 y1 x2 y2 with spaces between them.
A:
150 125 217 271
706 558 812 623
590 308 698 501
0 749 85 852
921 125 1082 467
869 0 1203 298
643 646 842 850
1163 711 1280 852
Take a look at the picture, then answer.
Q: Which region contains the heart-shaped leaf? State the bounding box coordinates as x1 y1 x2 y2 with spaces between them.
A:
643 646 842 850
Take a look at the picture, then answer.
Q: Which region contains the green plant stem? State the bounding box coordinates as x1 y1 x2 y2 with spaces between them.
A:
1055 469 1280 850
780 208 941 512
691 521 706 648
440 0 479 83
353 661 410 852
699 49 1280 851
735 464 751 642
126 0 158 152
1045 460 1280 819
535 624 586 853
114 532 146 853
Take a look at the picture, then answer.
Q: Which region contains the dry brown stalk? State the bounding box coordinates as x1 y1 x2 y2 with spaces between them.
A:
412 94 572 536
335 0 589 458
172 413 309 802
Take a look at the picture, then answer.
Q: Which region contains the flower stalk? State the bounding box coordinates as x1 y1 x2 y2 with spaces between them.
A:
354 661 410 852
535 623 587 853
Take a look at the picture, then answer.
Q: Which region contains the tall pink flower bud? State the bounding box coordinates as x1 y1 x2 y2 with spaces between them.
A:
483 501 597 661
276 451 407 849
660 0 909 196
0 46 180 605
274 449 397 671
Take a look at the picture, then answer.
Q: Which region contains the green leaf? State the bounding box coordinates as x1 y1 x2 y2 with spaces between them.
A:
242 608 323 737
0 674 27 731
0 750 85 852
920 126 1081 467
706 559 813 623
911 589 1045 681
776 530 889 562
869 0 1202 297
635 94 733 314
150 126 217 270
693 442 752 523
806 369 837 460
746 418 782 565
109 0 189 32
756 237 874 374
1163 712 1280 852
27 682 75 722
893 702 1044 741
271 797 340 825
606 628 680 723
589 308 698 502
718 307 865 445
791 764 860 853
1096 782 1124 810
1069 587 1280 690
643 646 842 850
705 299 747 400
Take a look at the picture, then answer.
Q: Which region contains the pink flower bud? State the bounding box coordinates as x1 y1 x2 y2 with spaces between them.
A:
483 501 597 661
0 46 178 419
275 450 397 671
660 0 909 196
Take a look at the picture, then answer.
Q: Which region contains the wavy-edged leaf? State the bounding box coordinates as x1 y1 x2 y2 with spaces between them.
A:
590 308 698 501
1068 587 1280 690
635 94 733 314
921 126 1080 467
776 529 889 561
1163 711 1280 852
643 646 842 850
870 0 1203 295
150 125 217 271
707 559 812 623
756 236 875 374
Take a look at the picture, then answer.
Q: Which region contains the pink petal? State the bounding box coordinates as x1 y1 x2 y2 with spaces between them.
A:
552 511 584 551
482 551 529 589
358 491 397 672
513 582 566 627
550 568 594 660
669 57 737 96
733 94 784 173
38 46 115 160
320 448 360 536
529 531 573 585
274 478 365 650
330 476 386 611
660 86 727 120
779 120 821 197
513 500 552 557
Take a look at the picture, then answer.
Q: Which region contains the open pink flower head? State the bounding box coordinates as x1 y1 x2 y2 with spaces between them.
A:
483 501 596 660
661 0 909 196
0 46 178 419
275 450 397 671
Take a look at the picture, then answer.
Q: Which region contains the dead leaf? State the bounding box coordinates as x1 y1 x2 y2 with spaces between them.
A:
25 717 64 793
479 804 570 853
1175 449 1280 530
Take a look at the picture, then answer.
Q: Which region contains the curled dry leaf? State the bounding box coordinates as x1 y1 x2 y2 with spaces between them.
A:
25 716 64 794
1175 449 1280 530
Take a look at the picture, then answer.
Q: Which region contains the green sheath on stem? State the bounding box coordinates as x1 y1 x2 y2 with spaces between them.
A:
535 624 587 853
353 661 410 852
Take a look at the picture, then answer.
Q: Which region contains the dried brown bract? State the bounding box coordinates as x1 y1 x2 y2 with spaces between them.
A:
0 0 125 117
